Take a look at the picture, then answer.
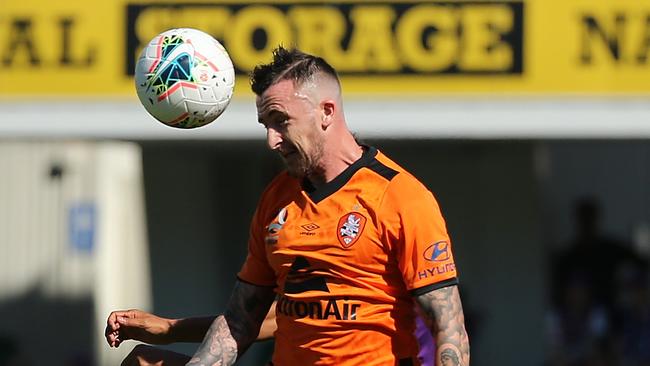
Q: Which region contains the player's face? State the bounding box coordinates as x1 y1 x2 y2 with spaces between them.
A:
257 79 325 178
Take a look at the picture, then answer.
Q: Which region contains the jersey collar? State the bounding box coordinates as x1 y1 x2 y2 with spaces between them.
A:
302 145 377 204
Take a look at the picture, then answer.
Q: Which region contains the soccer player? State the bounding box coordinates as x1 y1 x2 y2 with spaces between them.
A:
106 46 469 366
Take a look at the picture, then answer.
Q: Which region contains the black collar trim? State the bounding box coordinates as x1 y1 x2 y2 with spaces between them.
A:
302 146 377 204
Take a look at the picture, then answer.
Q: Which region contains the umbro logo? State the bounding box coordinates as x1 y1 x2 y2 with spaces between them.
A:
300 223 319 236
301 223 320 231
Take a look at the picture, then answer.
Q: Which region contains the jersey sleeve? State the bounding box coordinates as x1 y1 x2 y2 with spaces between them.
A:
237 205 277 287
380 173 458 295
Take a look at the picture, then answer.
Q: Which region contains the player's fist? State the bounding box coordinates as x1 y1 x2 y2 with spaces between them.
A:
105 309 175 347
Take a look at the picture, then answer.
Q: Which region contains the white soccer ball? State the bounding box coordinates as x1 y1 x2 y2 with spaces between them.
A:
134 28 235 129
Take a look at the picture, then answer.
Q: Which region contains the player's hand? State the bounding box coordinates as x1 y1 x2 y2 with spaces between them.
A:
106 309 174 348
120 344 190 366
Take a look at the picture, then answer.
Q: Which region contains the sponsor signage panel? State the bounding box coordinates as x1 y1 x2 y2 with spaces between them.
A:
1 0 649 96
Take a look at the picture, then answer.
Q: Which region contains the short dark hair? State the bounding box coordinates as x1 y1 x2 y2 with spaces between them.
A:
250 46 340 96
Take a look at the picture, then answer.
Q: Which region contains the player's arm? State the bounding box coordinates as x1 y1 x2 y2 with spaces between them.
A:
415 284 470 366
186 279 276 366
105 309 218 347
106 302 276 348
257 300 277 341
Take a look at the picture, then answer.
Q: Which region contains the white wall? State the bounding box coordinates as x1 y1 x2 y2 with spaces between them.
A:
2 98 650 139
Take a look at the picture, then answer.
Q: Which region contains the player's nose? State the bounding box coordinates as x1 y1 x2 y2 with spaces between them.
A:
266 127 282 150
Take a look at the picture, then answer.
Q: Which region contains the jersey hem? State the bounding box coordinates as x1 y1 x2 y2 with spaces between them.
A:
409 277 459 297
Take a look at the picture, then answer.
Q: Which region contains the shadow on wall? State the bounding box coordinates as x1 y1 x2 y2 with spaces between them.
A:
0 286 95 366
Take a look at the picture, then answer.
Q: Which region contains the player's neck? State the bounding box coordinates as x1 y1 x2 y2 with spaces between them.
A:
306 135 362 188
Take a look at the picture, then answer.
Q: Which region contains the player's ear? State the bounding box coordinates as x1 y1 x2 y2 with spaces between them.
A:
320 100 335 130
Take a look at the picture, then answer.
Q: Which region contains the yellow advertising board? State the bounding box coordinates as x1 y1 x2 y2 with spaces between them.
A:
1 0 650 97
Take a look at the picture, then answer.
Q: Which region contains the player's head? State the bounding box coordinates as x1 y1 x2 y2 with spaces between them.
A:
251 46 344 179
250 46 340 96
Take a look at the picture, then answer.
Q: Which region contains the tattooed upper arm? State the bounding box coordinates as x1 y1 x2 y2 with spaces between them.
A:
187 280 276 366
415 284 470 366
224 280 277 350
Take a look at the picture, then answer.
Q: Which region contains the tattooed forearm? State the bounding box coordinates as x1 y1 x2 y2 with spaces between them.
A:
186 315 237 366
186 280 276 366
416 285 470 366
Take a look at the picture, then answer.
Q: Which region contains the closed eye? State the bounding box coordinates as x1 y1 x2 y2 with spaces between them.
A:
269 116 289 131
259 111 288 130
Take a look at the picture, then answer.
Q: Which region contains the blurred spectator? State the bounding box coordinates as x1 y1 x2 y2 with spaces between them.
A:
0 336 30 366
610 266 650 366
0 337 18 366
547 197 646 365
546 272 611 366
552 197 642 310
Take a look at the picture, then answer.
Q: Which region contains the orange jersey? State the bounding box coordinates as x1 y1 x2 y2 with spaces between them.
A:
238 147 458 366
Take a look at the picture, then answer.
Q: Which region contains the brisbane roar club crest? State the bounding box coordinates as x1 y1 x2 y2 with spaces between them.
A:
337 212 367 248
